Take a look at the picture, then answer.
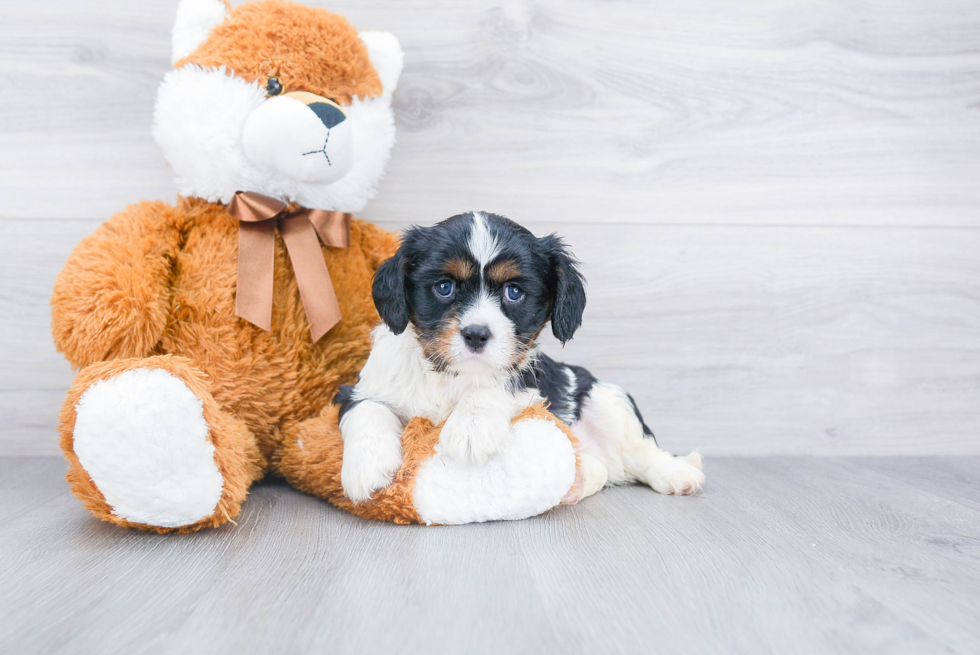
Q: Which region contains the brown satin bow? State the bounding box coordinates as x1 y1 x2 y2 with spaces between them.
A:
228 190 351 342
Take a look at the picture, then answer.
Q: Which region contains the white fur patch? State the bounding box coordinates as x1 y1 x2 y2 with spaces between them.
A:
437 386 516 465
241 95 354 184
413 418 576 525
453 291 519 373
171 0 229 64
468 212 502 271
564 367 577 395
153 66 397 212
339 400 404 503
353 325 538 423
572 381 705 495
72 368 224 528
571 382 647 484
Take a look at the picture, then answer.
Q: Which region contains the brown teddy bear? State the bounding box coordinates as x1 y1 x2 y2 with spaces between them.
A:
51 0 581 532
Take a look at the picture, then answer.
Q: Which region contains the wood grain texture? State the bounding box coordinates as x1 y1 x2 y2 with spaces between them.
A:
1 456 979 654
1 0 979 224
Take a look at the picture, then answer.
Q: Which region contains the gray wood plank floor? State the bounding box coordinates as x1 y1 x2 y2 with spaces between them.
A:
2 456 979 655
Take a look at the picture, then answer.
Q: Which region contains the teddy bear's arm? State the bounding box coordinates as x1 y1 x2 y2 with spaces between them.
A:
51 201 185 370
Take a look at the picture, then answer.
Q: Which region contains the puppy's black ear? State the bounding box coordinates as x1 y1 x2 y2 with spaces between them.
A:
540 233 586 344
373 247 410 335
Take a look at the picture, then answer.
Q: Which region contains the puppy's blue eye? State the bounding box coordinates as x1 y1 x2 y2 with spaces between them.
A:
434 281 455 298
504 284 524 303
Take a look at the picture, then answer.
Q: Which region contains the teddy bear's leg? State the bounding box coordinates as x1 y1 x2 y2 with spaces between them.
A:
411 407 580 525
278 403 580 526
277 403 427 524
59 355 264 533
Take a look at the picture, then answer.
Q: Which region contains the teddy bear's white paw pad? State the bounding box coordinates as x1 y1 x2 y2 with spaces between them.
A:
72 368 223 528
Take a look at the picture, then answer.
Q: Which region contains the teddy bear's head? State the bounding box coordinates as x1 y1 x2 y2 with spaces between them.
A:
153 0 403 213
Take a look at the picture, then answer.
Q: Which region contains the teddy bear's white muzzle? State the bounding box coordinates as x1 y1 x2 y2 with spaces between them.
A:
241 93 354 184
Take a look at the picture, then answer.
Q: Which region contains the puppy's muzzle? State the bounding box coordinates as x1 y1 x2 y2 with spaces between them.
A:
461 324 492 353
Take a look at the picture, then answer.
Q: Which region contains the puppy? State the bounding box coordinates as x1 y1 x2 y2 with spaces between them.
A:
337 211 705 503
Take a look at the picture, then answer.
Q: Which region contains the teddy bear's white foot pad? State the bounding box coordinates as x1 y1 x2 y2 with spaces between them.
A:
72 368 223 528
412 418 577 525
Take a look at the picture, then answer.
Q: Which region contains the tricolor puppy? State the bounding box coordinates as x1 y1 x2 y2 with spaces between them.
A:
337 212 705 503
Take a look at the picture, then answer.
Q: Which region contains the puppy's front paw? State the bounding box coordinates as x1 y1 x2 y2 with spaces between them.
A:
439 409 512 465
340 433 403 503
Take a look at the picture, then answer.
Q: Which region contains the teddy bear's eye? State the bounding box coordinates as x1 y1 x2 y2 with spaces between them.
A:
266 77 283 96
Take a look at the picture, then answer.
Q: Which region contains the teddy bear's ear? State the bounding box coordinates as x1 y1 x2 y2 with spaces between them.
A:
171 0 230 64
359 31 404 99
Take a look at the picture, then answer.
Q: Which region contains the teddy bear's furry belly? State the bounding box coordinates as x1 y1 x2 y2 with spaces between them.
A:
158 203 391 463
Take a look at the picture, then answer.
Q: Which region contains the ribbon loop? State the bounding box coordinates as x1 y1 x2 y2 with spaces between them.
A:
228 191 352 341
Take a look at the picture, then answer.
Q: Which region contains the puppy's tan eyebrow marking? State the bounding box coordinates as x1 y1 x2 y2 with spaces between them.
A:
443 257 475 279
488 259 521 283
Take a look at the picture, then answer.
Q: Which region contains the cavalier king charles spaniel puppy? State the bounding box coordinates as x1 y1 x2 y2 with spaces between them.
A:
337 211 705 503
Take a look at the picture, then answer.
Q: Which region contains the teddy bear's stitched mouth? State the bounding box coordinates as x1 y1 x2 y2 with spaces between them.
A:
302 131 332 165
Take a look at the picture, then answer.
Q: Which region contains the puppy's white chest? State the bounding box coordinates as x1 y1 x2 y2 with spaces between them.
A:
423 372 537 424
357 325 539 424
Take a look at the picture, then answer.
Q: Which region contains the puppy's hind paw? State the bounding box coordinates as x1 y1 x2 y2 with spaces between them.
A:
645 454 706 496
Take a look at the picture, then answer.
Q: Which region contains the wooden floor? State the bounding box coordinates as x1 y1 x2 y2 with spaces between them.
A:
2 456 978 654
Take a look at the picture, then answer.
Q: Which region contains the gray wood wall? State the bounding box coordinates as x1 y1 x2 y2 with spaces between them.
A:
2 0 978 456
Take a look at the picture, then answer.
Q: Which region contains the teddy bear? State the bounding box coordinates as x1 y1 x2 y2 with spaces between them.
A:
51 0 582 532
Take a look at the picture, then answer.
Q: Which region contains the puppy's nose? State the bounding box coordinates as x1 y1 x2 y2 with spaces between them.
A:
461 325 492 352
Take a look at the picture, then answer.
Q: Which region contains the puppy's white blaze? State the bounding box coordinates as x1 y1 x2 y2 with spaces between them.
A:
467 212 502 274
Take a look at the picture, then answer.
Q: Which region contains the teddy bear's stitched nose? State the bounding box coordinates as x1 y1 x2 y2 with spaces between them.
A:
307 102 346 129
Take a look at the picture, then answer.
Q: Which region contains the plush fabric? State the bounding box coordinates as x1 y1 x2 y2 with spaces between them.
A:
59 355 263 534
176 0 383 105
51 0 580 532
54 198 397 465
278 403 581 525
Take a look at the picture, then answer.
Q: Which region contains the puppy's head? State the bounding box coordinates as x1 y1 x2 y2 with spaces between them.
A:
373 212 586 374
